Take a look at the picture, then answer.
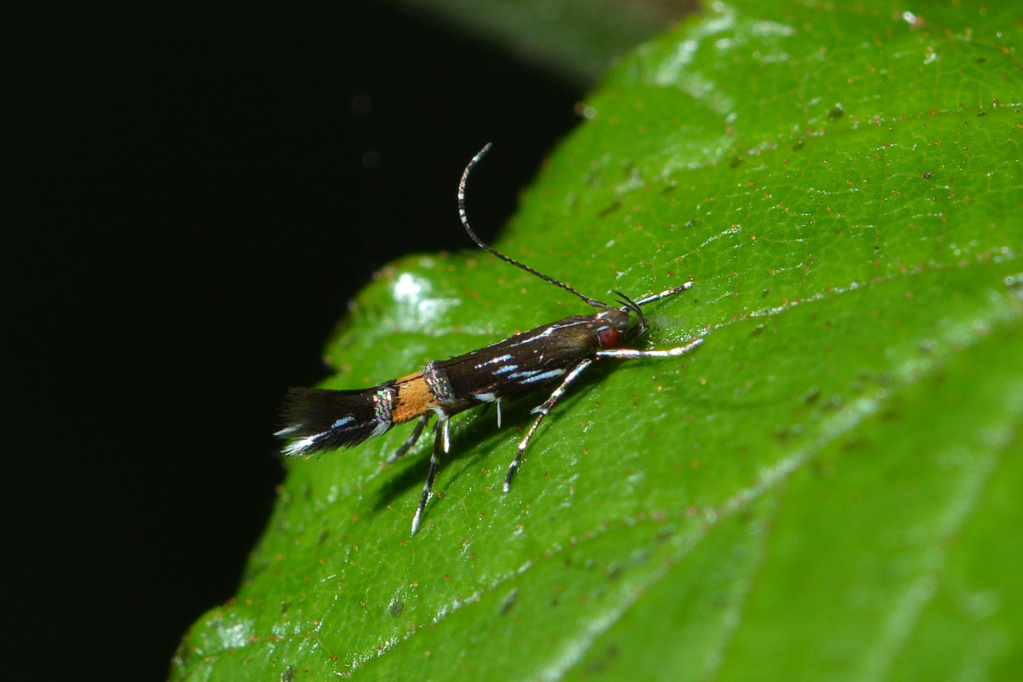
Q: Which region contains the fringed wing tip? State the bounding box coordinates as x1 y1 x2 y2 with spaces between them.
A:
275 386 384 456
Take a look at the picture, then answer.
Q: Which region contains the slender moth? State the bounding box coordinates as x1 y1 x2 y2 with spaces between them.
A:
277 144 703 534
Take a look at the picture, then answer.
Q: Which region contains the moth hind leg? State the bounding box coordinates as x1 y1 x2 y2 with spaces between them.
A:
387 414 430 463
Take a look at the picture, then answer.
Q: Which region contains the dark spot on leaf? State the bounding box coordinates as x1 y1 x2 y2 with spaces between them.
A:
606 562 622 580
922 171 933 179
584 643 620 674
280 600 290 616
730 156 744 168
281 666 296 682
598 199 622 218
879 403 901 421
388 599 404 618
842 437 865 452
810 458 831 478
828 104 845 121
792 139 806 151
822 395 844 412
774 423 805 443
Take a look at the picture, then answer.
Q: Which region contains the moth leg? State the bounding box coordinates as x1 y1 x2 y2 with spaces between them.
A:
387 414 430 463
411 417 450 535
504 358 594 493
630 281 693 307
595 336 703 360
474 399 502 428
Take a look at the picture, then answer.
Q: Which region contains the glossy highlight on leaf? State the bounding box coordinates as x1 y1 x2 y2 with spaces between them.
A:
174 1 1023 679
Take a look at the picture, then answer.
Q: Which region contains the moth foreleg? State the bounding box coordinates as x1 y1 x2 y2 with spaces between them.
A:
595 336 703 360
504 358 595 493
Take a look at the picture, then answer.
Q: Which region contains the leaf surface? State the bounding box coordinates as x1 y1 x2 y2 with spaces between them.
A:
174 2 1023 679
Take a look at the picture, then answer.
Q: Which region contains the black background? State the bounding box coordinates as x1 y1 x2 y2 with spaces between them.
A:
5 2 580 677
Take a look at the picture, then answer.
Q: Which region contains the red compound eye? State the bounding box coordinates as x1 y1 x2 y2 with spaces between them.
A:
597 326 621 347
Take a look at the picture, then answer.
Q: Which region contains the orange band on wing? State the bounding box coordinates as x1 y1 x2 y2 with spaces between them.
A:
392 372 434 424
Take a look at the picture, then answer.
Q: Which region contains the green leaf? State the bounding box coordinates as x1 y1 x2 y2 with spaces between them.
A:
174 1 1023 679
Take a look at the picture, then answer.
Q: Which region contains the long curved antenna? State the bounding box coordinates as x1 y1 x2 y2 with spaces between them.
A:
458 144 609 309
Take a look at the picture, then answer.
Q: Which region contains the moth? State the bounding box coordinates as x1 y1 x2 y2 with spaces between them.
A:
277 144 703 534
